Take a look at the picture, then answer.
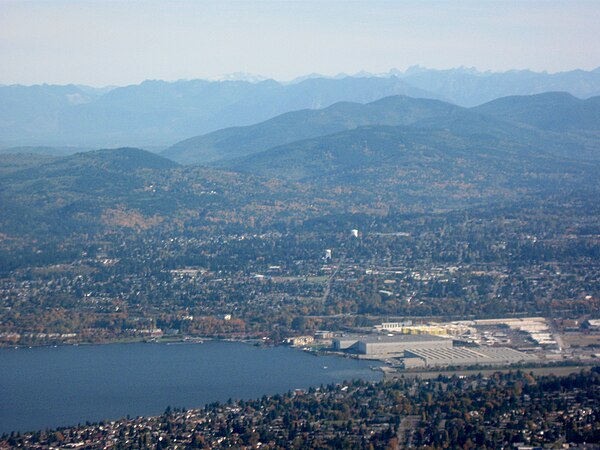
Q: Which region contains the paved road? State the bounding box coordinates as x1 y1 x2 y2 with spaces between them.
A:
321 256 345 303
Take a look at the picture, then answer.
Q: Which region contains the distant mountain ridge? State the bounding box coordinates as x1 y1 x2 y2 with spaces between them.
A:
215 118 597 183
0 145 91 157
163 96 460 164
3 126 598 238
472 92 600 132
397 66 600 107
165 92 600 165
204 92 600 207
0 77 439 149
3 66 600 149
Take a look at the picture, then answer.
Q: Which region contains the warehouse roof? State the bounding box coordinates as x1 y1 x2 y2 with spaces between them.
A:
405 346 537 365
359 334 448 344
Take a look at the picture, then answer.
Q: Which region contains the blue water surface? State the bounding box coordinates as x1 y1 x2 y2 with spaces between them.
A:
0 341 380 433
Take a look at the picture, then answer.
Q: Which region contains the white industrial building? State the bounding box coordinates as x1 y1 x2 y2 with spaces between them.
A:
403 346 537 368
333 336 367 351
357 334 451 355
332 333 537 368
333 334 450 355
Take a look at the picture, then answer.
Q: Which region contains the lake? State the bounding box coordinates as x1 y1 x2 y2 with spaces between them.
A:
0 341 381 433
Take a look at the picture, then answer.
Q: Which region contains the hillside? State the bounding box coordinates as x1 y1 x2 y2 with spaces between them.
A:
0 148 180 235
473 92 600 133
2 94 600 238
165 91 600 165
216 118 600 207
163 96 460 164
0 147 336 237
0 153 58 175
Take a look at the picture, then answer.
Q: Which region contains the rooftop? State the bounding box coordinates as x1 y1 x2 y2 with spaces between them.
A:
358 334 448 344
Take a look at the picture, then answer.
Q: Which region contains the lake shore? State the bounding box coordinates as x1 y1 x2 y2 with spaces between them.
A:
0 340 382 434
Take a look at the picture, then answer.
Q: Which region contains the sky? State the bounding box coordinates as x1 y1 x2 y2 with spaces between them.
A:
1 0 599 87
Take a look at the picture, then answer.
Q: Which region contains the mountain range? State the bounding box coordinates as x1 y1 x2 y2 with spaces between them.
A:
0 77 436 149
165 92 600 165
397 66 600 106
212 112 599 209
2 90 599 237
162 96 460 164
2 66 600 150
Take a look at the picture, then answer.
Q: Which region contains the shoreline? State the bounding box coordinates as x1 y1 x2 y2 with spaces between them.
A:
4 334 597 385
0 338 382 435
0 333 267 350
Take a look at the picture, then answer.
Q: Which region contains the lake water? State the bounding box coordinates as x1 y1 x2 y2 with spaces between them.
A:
0 341 381 433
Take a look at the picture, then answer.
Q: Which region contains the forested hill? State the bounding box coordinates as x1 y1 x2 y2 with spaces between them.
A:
0 148 335 237
473 92 600 133
211 93 600 190
1 91 600 238
2 126 599 239
162 96 460 164
215 120 600 206
0 148 181 235
165 92 600 165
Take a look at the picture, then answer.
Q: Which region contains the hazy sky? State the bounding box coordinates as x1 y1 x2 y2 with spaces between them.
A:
1 0 599 86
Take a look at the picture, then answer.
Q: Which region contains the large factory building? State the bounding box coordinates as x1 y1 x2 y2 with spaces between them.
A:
403 346 537 368
333 334 451 355
357 334 451 355
332 333 536 368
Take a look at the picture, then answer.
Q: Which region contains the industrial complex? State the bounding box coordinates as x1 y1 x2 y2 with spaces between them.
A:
333 334 450 354
402 345 537 368
293 315 600 372
332 332 537 369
